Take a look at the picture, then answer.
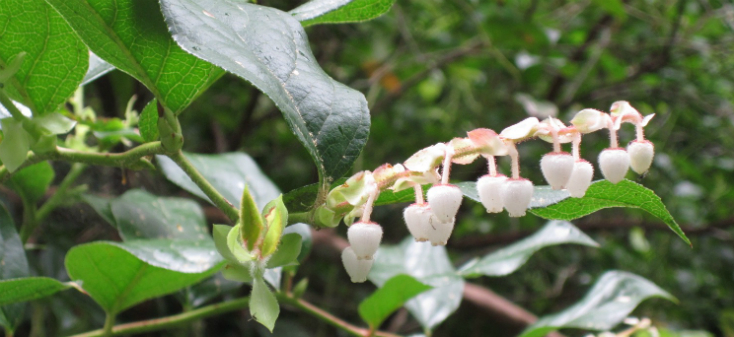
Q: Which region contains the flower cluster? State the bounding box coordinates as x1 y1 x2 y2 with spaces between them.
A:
320 101 655 283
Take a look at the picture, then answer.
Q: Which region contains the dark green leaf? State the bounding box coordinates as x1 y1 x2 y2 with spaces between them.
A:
8 161 55 203
358 274 431 329
0 0 88 115
527 180 691 246
139 99 159 143
0 203 29 331
0 277 70 306
109 189 208 241
266 233 302 269
65 241 221 314
45 0 223 114
369 237 464 331
251 275 279 332
290 0 395 27
82 194 116 227
157 152 280 210
186 273 241 307
520 271 675 337
159 0 370 185
458 221 598 278
81 52 116 86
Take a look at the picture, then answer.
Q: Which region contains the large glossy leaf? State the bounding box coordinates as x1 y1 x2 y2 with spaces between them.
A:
0 277 70 306
369 238 464 331
0 203 29 331
45 0 223 114
527 180 690 246
520 271 675 337
65 241 221 314
159 0 370 185
459 221 598 278
157 152 280 210
109 240 223 274
358 274 431 329
109 189 208 241
0 0 88 115
8 161 55 203
290 0 396 27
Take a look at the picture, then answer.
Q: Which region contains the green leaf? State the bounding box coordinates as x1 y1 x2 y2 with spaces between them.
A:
159 0 370 185
213 224 238 263
261 195 288 257
0 277 71 306
369 237 464 331
266 233 302 269
458 221 598 278
8 161 55 203
109 189 208 241
241 185 265 251
0 203 29 331
65 241 221 314
527 180 691 246
157 152 280 210
227 224 254 263
139 99 159 143
251 275 280 332
282 223 312 263
358 274 431 329
82 194 116 227
0 0 88 115
108 240 223 273
283 179 414 213
45 0 223 114
81 52 116 86
290 0 396 27
29 112 77 135
519 271 676 337
0 118 32 172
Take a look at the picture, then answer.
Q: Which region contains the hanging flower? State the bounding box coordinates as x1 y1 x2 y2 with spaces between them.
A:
342 247 373 283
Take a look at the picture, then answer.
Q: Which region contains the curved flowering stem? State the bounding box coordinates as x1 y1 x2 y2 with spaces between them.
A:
606 115 619 148
360 185 379 222
572 132 582 161
413 184 425 205
487 155 497 176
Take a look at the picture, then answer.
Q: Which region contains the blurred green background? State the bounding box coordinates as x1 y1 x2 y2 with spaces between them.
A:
13 0 734 336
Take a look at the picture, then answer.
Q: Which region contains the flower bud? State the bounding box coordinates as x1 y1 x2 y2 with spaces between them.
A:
501 178 534 217
627 140 654 174
426 184 463 223
427 216 455 246
403 204 433 242
341 246 373 283
476 174 507 213
540 152 574 190
347 221 383 260
598 148 629 184
566 160 594 198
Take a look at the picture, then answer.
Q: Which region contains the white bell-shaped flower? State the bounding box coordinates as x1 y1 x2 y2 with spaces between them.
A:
427 216 455 246
627 140 654 174
476 174 507 213
501 179 534 217
598 148 630 184
427 184 463 223
403 204 433 242
347 221 383 260
540 152 575 190
566 160 594 198
341 246 373 283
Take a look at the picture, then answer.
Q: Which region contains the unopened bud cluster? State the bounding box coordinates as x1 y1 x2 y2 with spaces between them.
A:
324 101 655 282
